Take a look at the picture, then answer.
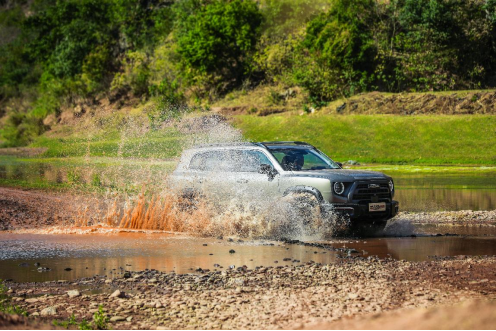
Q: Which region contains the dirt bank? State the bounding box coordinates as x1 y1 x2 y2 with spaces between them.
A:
3 256 496 329
214 90 496 116
324 91 496 115
0 187 76 231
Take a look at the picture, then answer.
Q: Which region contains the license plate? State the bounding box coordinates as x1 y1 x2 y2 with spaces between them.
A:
369 202 386 212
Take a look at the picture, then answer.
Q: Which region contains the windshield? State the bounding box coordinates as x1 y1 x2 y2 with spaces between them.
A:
268 148 341 171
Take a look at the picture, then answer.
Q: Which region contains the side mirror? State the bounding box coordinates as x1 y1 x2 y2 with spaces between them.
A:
259 164 272 174
259 164 278 181
336 162 343 168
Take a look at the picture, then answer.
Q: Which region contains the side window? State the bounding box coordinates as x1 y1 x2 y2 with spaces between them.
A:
238 150 273 172
189 150 273 172
189 153 205 170
302 153 324 170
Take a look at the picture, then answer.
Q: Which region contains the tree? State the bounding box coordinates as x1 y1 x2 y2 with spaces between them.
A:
174 0 263 88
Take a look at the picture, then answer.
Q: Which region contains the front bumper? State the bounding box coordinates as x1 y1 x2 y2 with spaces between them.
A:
322 200 399 222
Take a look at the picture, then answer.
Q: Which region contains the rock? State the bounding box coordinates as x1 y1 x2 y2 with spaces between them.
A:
203 244 208 246
31 312 40 317
229 249 236 254
67 290 81 298
25 298 39 304
110 290 125 298
64 268 73 271
348 293 359 300
126 316 133 322
110 316 126 322
40 306 57 316
148 278 158 283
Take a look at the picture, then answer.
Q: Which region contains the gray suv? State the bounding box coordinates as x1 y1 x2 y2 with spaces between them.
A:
171 141 398 230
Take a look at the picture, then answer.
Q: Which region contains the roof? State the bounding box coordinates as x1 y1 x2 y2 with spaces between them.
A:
190 141 315 150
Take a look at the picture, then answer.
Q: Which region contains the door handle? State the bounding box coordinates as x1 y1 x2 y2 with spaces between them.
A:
236 179 248 183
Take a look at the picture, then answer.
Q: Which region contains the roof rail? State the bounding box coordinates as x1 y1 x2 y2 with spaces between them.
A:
260 141 316 148
193 142 257 148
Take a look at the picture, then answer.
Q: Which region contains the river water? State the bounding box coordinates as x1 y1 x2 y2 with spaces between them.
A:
2 227 496 283
2 157 496 283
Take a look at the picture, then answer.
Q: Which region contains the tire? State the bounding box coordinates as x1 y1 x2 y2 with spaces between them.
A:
280 193 326 238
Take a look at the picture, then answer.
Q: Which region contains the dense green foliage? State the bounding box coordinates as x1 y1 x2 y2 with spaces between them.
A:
1 0 496 146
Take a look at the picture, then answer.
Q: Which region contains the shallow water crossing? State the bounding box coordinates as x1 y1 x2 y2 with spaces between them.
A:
2 226 496 283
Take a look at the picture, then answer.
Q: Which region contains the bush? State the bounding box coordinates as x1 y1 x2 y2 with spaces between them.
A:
0 111 44 147
174 0 263 90
295 0 378 100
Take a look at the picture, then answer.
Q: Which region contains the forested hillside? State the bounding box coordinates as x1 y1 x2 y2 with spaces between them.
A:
1 0 496 146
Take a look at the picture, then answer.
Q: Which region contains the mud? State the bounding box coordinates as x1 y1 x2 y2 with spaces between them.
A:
0 187 76 231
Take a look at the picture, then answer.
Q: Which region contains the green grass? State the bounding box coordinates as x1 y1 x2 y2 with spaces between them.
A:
233 114 496 165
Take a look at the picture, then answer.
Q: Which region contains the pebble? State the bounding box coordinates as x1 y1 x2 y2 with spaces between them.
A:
40 306 57 316
110 290 125 298
67 290 81 298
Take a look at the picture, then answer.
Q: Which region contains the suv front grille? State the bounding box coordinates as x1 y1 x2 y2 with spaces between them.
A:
352 183 390 201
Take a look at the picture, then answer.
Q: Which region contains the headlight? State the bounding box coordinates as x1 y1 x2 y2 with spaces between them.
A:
388 180 394 192
333 182 345 195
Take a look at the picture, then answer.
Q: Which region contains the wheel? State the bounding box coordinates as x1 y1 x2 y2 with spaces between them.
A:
279 193 326 238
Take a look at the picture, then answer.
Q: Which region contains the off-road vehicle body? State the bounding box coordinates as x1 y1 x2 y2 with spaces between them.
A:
170 142 398 229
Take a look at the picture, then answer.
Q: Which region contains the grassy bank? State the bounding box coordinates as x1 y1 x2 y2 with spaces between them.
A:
233 114 496 165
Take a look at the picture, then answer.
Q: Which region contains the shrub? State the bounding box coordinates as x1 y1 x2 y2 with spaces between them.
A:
174 0 263 90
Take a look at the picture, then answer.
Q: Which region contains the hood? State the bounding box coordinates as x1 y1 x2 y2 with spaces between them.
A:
288 169 390 181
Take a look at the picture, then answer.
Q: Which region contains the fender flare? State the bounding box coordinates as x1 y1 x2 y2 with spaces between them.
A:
282 186 324 203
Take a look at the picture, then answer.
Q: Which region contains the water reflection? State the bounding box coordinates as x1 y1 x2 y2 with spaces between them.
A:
350 237 496 261
0 233 338 283
2 233 496 283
